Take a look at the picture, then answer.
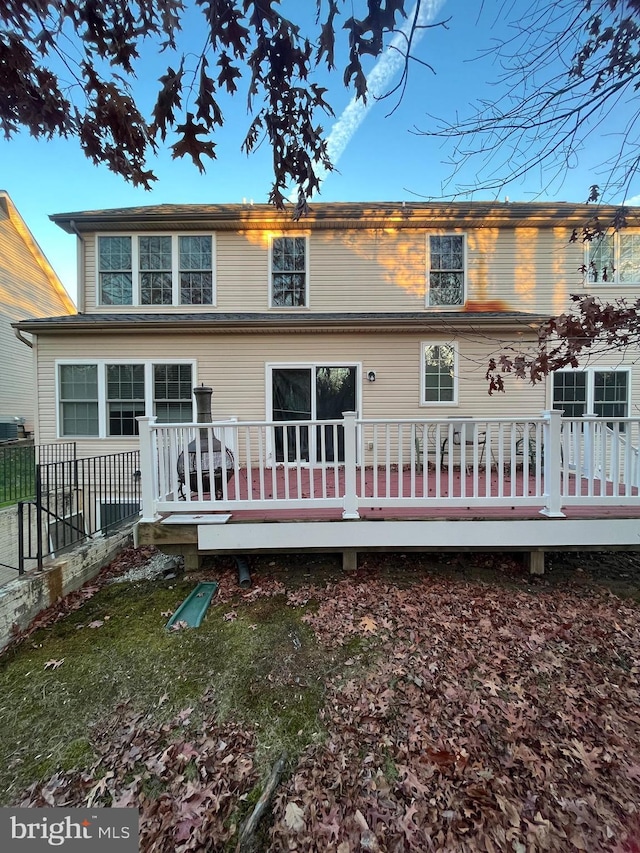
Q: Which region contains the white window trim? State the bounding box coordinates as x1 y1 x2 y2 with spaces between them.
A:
55 359 197 438
419 341 459 407
585 231 640 287
268 234 310 309
96 233 216 307
425 232 467 309
549 366 631 415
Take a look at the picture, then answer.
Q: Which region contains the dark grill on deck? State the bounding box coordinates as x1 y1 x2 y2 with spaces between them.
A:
177 385 234 498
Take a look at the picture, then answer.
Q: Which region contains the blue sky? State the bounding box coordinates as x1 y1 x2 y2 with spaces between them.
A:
2 0 636 305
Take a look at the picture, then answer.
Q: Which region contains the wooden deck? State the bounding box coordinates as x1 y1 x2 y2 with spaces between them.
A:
136 466 640 576
188 465 639 504
136 414 640 573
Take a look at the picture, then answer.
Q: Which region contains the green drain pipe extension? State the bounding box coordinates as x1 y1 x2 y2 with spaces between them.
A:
235 555 251 588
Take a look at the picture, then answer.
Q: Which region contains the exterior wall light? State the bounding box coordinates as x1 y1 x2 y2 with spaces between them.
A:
367 370 377 382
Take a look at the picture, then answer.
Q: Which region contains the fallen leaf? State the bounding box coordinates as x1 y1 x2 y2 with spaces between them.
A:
360 615 377 633
44 659 64 670
284 801 305 832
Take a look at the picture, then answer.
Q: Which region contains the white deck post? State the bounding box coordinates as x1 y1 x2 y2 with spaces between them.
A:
342 411 360 519
540 409 565 518
582 413 595 482
137 416 157 521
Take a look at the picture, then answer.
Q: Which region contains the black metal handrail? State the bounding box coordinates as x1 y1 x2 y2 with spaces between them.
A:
17 449 141 574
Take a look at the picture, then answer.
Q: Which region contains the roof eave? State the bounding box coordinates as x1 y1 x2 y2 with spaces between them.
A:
13 312 546 335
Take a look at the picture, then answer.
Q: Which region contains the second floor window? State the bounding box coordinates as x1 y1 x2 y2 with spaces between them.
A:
588 232 640 284
140 237 172 304
428 235 465 307
271 236 307 307
179 236 213 304
99 237 132 305
98 235 214 306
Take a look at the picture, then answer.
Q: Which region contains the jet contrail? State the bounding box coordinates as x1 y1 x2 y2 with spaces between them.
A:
309 0 447 196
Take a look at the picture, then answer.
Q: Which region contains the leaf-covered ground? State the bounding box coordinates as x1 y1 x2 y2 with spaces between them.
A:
4 548 640 852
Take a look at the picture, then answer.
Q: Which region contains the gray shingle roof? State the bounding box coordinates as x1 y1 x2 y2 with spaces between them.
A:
49 200 639 234
14 311 546 334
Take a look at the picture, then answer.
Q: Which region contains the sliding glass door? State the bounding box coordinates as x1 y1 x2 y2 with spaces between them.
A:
271 365 358 463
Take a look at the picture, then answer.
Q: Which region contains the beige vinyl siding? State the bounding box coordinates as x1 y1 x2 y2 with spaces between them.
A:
81 225 585 316
34 329 550 452
217 232 270 309
84 236 96 311
309 229 426 311
0 198 74 430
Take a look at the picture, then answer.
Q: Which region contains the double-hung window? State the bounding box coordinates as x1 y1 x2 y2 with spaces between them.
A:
58 361 194 437
552 369 629 425
427 235 465 307
587 232 640 284
98 237 132 305
420 342 457 404
153 365 194 422
107 365 145 435
59 365 99 436
97 235 214 305
179 236 214 304
270 236 308 307
140 237 172 304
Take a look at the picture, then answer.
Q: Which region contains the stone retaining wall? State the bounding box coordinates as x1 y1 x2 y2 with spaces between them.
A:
0 526 132 651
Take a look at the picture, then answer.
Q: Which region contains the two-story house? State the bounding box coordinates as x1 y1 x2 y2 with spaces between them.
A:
1 190 75 438
13 201 640 572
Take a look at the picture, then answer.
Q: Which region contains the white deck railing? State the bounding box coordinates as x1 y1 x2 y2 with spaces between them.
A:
137 411 640 520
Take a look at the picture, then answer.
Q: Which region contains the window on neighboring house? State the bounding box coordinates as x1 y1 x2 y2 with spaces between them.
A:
154 364 194 422
428 235 465 307
58 362 194 436
553 369 629 425
140 236 172 304
421 343 457 404
59 364 99 436
179 236 213 304
107 364 145 435
587 233 640 284
97 235 214 306
98 236 132 305
271 236 307 307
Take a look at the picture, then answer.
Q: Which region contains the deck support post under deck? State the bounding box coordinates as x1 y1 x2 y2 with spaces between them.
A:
529 550 545 575
343 549 358 571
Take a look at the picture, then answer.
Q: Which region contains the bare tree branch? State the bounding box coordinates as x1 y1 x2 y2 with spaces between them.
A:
415 0 640 202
